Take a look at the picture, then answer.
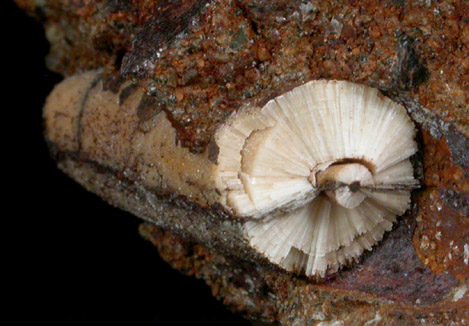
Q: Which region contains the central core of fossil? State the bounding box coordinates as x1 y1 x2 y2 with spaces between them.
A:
313 163 374 209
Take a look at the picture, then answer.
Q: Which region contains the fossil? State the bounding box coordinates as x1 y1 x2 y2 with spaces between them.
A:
45 72 418 278
214 79 419 277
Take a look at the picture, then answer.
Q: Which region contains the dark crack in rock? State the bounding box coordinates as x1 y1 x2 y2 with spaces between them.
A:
395 35 430 91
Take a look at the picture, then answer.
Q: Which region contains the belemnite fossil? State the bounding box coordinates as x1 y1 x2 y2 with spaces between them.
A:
45 73 418 278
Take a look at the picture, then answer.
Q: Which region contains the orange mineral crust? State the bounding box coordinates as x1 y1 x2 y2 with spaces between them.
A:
413 189 468 282
16 0 469 152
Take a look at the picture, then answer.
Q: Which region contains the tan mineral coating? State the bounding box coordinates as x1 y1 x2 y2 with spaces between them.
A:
44 69 259 263
44 71 98 153
45 70 221 206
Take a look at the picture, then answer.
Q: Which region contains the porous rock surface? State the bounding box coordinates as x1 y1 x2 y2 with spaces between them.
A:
17 0 468 324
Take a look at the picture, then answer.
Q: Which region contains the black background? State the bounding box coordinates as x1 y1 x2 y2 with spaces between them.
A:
7 1 251 325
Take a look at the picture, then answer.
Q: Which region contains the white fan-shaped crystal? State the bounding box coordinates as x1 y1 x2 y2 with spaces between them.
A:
214 80 418 277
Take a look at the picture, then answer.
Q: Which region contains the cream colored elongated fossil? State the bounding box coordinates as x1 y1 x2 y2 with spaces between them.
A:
44 72 418 279
215 80 419 277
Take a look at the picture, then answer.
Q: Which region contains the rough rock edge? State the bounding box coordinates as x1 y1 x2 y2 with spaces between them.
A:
385 91 469 169
141 224 468 326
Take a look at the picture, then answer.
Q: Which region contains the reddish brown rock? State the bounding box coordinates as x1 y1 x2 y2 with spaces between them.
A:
17 0 469 324
413 189 468 282
16 0 469 151
141 224 468 326
421 130 468 192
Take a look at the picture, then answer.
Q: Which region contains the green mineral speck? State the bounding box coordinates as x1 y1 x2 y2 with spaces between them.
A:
231 27 248 50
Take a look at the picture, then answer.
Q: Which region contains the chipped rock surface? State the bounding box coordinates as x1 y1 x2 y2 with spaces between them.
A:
141 224 468 326
17 0 469 324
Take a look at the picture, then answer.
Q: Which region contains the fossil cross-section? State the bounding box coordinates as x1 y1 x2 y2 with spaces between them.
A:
45 74 419 278
215 80 419 277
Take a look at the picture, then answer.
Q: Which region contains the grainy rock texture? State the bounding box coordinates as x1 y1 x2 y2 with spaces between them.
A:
17 0 469 324
17 0 469 151
141 225 468 325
